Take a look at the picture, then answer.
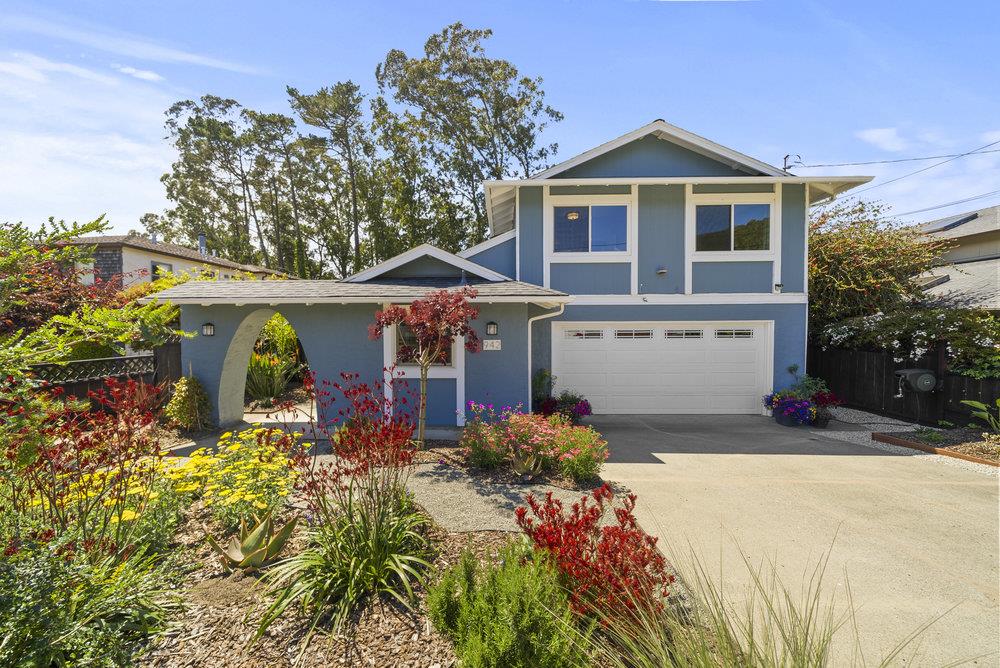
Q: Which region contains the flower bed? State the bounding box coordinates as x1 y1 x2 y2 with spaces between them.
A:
460 402 608 485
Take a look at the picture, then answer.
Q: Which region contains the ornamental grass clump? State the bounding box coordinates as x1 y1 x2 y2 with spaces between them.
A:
245 352 301 405
257 370 430 659
165 427 298 532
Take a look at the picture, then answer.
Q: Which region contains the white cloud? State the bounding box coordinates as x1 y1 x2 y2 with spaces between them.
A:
112 64 164 82
855 127 909 152
980 130 1000 144
0 50 173 232
4 14 259 75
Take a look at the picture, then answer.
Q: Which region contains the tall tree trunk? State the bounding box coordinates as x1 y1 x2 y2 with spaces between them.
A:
418 363 428 447
344 140 362 273
282 146 306 277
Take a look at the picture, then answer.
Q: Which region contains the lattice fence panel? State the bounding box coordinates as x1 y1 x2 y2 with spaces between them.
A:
30 355 155 384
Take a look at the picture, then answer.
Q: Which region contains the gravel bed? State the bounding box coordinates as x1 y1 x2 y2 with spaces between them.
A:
820 408 998 478
407 462 607 532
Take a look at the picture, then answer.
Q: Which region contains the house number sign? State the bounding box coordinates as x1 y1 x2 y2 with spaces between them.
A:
482 339 501 351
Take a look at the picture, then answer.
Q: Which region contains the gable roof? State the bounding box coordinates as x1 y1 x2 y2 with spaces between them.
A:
533 119 789 180
343 244 511 283
483 120 872 234
143 277 570 306
919 204 999 240
68 235 282 276
920 257 1000 311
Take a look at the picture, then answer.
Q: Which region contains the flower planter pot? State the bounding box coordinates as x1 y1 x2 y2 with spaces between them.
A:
774 413 807 428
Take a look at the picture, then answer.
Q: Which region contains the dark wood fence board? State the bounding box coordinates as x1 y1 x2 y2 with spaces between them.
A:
809 345 1000 425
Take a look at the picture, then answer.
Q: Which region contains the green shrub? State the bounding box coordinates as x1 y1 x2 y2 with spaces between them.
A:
164 375 212 430
428 543 588 668
0 549 177 667
245 352 300 404
554 425 608 483
258 313 300 359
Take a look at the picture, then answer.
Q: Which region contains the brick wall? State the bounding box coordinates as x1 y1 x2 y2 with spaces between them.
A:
92 247 123 284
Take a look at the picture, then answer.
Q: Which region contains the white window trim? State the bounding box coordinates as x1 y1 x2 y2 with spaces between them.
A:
684 188 782 294
380 308 466 427
543 188 638 291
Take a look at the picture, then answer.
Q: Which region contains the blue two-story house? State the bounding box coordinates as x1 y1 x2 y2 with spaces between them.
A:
154 120 871 426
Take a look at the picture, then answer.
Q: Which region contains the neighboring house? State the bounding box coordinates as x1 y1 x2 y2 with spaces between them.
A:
70 233 282 286
918 205 1000 312
149 119 871 427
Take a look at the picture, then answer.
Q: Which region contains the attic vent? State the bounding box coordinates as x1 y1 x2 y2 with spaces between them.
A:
565 329 604 340
615 329 653 340
665 329 703 339
715 328 754 339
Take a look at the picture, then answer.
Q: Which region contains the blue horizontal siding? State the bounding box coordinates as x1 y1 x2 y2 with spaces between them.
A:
550 263 630 294
692 262 773 293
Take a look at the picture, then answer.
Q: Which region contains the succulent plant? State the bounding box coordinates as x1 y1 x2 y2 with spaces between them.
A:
206 512 298 573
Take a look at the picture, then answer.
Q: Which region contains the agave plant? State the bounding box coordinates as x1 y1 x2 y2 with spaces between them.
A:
207 512 298 573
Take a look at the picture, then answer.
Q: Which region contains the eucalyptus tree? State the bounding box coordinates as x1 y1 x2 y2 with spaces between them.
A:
376 22 563 242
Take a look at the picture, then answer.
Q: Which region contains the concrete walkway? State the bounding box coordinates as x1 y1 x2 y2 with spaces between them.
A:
594 414 999 667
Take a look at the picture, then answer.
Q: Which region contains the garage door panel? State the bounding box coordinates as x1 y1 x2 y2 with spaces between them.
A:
554 322 769 415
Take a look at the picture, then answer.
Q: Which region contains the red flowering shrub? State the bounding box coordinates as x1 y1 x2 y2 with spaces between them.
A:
1 378 165 559
515 483 673 618
810 390 842 408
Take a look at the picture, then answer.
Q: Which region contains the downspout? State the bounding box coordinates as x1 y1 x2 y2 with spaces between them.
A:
527 303 565 410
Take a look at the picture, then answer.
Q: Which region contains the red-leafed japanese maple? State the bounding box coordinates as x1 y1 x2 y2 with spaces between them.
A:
368 287 481 445
515 483 674 619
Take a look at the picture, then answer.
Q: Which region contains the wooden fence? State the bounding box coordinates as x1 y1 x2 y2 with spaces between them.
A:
808 345 1000 425
29 343 182 400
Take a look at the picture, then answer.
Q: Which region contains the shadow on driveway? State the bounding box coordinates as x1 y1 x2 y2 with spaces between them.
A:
589 414 896 464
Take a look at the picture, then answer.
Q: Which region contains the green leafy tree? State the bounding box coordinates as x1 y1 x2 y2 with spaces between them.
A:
808 199 953 331
377 22 563 241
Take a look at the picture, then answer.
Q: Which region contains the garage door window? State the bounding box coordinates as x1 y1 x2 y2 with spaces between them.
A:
715 328 754 339
614 329 652 339
665 329 703 339
565 329 604 340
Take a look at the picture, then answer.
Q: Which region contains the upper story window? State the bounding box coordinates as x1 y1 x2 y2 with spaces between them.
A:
695 203 771 252
150 260 173 277
554 205 628 253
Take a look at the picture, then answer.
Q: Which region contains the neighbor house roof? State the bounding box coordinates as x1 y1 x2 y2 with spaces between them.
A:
484 120 873 234
919 204 1000 240
144 277 571 306
67 235 283 276
920 257 1000 311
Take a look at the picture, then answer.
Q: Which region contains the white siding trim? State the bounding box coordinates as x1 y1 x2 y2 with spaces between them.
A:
570 293 807 305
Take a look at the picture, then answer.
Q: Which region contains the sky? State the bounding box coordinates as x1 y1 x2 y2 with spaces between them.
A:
1 0 998 235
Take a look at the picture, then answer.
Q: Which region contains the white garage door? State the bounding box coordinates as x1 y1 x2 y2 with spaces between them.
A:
552 321 772 414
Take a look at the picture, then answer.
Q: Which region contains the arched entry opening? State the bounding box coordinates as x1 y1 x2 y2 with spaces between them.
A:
214 307 312 426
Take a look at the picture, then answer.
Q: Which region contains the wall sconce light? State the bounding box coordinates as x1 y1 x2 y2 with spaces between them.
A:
202 322 215 337
485 321 499 336
774 283 784 294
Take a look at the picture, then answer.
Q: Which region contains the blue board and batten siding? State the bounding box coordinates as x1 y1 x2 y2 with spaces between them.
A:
466 237 516 278
555 135 747 179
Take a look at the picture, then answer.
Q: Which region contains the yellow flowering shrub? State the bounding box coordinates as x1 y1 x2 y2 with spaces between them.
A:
166 427 298 531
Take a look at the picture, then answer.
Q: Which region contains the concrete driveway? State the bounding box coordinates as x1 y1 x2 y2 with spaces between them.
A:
595 415 999 666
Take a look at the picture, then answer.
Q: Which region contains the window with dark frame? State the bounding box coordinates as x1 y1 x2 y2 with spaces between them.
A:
395 323 452 366
695 204 770 252
554 205 627 253
150 260 173 277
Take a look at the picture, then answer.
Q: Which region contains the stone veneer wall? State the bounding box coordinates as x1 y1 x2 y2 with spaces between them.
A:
92 247 123 283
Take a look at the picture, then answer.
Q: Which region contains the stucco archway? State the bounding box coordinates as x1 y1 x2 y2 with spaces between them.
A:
216 307 277 425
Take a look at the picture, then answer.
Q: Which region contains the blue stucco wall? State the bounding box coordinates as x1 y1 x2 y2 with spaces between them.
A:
550 263 630 294
692 262 773 293
638 185 685 294
780 184 806 293
466 303 530 414
531 303 806 392
466 237 515 278
180 303 384 426
556 135 748 179
519 186 543 285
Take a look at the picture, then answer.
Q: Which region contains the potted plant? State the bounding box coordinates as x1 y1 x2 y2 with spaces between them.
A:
763 393 816 427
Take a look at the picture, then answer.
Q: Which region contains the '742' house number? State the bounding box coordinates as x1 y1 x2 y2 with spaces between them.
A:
482 339 501 351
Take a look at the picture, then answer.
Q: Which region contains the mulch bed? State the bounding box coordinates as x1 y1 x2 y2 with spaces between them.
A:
878 427 998 464
414 439 605 492
140 501 511 668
